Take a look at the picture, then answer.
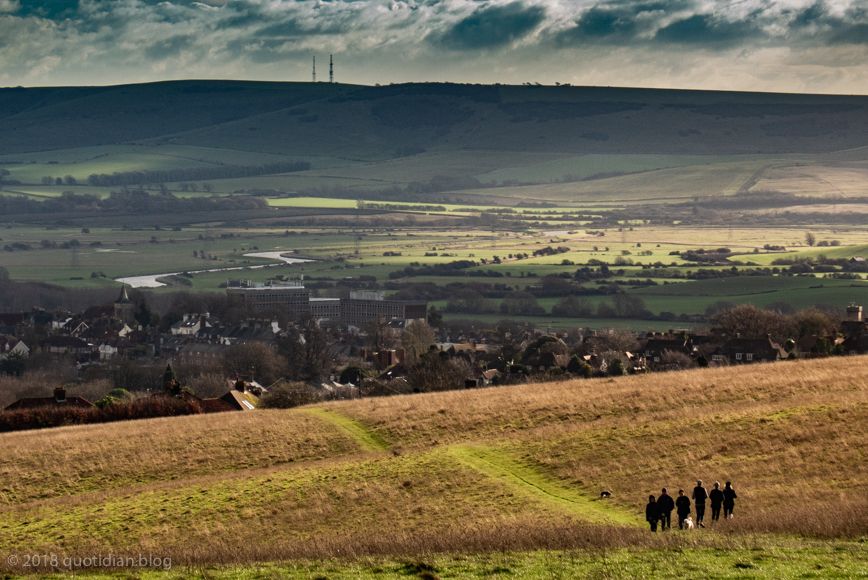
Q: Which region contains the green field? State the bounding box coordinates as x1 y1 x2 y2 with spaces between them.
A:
476 153 777 184
2 218 867 329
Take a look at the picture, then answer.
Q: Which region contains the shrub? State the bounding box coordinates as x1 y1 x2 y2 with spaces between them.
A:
608 358 627 376
262 383 323 409
0 396 201 433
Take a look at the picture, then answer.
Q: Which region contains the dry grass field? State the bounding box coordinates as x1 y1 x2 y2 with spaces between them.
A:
0 411 361 505
1 357 867 577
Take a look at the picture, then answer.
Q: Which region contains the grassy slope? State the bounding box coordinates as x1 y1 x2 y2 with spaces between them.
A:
2 356 867 570
5 82 868 196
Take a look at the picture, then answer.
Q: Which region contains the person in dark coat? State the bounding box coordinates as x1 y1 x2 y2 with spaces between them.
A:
675 489 691 530
692 479 708 527
723 481 738 519
709 481 724 521
646 495 660 532
657 487 675 530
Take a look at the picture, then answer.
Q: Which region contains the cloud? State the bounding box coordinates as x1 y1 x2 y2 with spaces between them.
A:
436 2 546 50
654 13 763 45
2 0 868 94
143 34 195 59
566 7 639 40
16 0 77 18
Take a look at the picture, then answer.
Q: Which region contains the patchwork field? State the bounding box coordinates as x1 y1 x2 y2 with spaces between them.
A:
1 357 867 578
1 216 867 330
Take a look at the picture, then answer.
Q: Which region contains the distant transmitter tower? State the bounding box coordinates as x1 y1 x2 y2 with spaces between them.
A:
329 55 334 83
312 56 316 82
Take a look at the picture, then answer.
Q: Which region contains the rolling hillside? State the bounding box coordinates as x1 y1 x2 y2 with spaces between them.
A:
4 82 868 161
1 356 867 575
5 80 868 209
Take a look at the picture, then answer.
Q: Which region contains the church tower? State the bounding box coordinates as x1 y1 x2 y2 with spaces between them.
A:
114 285 136 326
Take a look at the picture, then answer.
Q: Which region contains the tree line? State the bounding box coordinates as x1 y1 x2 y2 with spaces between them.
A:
85 161 310 187
0 190 270 215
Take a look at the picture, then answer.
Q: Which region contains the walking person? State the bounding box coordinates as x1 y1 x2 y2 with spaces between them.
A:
723 481 738 519
646 495 660 532
675 489 691 530
692 479 708 528
657 487 675 530
709 482 724 521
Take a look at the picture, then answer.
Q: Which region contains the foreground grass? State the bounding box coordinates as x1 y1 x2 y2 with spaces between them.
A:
1 357 867 572
4 545 868 579
0 411 362 506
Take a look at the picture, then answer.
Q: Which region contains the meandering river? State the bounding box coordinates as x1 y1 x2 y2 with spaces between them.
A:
115 251 313 288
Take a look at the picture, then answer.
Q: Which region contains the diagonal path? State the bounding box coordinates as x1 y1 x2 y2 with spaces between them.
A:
302 406 639 526
448 444 639 526
297 407 389 452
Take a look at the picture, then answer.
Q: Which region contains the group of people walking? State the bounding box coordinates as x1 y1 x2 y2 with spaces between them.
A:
646 480 737 531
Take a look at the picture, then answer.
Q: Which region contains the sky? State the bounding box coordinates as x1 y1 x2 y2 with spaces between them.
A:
3 0 868 94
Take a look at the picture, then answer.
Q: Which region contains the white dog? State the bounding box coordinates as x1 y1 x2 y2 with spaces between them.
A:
683 517 695 530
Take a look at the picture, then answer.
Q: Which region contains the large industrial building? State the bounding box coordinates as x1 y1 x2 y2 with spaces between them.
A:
227 283 426 326
340 291 428 327
226 281 311 321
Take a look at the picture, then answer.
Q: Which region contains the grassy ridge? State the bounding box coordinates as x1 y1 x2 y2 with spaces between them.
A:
5 81 868 205
1 356 867 570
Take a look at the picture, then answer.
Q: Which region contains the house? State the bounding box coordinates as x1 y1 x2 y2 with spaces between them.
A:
5 387 93 410
43 335 98 361
0 339 29 360
199 398 237 413
177 343 230 369
378 362 409 381
473 368 501 386
642 335 694 365
524 352 569 373
710 335 786 364
794 335 843 357
217 382 262 411
170 314 212 336
359 348 405 369
224 376 265 396
841 334 868 356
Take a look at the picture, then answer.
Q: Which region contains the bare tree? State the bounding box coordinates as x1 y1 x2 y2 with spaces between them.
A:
223 343 285 385
278 315 336 383
580 329 639 355
612 293 648 318
365 317 396 351
793 308 837 337
406 351 469 392
805 232 816 246
552 295 593 318
487 320 524 365
401 320 435 365
711 304 793 343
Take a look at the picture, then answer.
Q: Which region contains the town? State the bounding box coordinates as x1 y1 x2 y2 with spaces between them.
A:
1 276 865 430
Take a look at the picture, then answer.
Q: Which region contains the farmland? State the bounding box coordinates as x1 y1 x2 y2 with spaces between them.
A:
1 356 867 578
2 216 867 330
3 79 868 578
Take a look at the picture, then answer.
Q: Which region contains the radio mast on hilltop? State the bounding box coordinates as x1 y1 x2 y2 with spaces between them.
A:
329 55 334 83
312 56 316 82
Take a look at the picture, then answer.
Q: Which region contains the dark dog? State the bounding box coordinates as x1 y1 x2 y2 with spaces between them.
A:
600 491 611 498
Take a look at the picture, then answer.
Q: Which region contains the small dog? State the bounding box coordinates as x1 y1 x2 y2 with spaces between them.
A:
683 517 695 530
599 491 611 498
